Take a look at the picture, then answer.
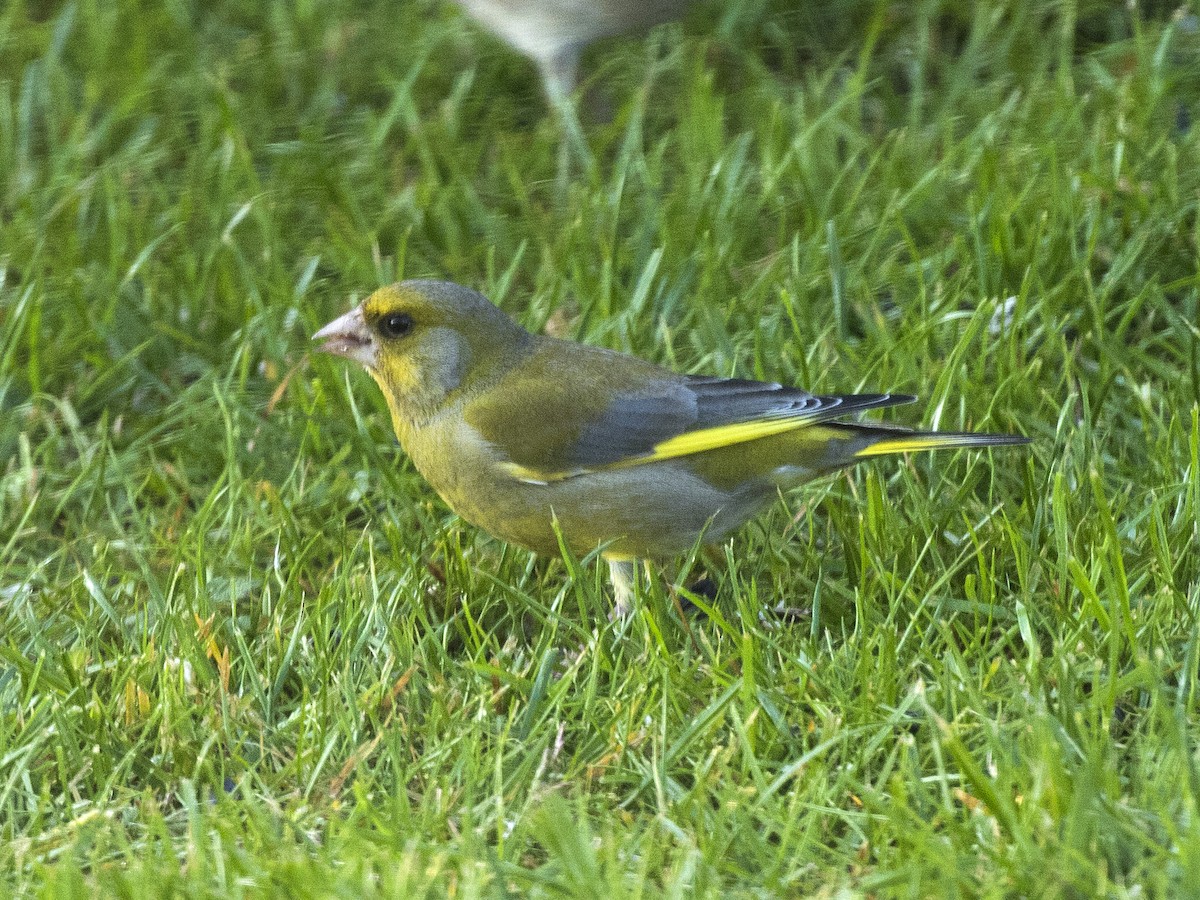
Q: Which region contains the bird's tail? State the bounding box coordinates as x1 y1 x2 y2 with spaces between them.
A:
852 429 1030 459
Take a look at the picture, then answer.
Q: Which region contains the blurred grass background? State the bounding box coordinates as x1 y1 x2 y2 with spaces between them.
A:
2 0 1200 894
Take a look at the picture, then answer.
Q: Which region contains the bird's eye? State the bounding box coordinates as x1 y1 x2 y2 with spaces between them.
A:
377 312 414 339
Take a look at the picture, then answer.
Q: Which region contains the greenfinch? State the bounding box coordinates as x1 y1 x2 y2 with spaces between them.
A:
315 280 1028 614
451 0 693 99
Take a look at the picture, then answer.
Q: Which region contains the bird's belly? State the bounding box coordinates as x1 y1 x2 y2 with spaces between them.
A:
403 419 763 559
517 465 765 559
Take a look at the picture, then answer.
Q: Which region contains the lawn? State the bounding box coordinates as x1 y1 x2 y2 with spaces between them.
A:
2 0 1199 895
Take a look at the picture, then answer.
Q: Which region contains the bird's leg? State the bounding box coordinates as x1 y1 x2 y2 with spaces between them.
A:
608 558 637 620
674 546 723 612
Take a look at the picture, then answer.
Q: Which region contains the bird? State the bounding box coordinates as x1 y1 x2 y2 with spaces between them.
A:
450 0 694 101
314 280 1029 615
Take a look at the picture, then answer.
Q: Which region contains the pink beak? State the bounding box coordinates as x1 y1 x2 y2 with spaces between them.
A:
313 306 377 369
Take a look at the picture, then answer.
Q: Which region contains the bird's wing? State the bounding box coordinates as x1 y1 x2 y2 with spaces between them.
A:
463 342 914 483
663 375 912 462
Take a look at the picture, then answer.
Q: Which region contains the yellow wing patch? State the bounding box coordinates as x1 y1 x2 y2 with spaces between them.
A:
500 413 821 483
635 415 813 464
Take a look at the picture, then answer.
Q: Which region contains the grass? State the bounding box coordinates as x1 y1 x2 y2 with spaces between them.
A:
2 0 1200 894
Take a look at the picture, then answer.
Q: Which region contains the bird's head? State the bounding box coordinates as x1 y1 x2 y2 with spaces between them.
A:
314 280 532 423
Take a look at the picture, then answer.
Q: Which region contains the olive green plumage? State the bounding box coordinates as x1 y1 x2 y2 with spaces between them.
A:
315 280 1028 610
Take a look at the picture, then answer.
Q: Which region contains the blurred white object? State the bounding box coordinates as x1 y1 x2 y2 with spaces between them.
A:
990 296 1017 336
452 0 693 99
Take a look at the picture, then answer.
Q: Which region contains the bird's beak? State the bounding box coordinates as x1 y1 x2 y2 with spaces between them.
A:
313 306 377 369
